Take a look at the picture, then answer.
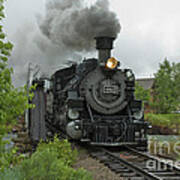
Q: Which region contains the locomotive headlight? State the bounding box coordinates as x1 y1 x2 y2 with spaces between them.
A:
106 57 118 70
134 109 143 120
68 109 79 120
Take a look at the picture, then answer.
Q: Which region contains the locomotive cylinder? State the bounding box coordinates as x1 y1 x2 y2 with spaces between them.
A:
95 37 115 65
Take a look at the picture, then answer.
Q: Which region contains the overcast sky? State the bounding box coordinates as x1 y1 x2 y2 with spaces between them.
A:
3 0 180 84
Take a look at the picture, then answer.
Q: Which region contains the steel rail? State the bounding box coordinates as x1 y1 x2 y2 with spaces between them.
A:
126 146 180 173
90 147 180 180
103 149 162 180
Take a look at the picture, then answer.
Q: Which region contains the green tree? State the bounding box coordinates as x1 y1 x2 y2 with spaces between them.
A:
173 62 180 109
135 82 151 105
0 0 33 170
0 0 14 136
153 59 180 113
0 0 32 133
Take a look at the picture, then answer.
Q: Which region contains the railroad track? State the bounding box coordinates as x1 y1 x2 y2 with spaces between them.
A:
90 146 180 180
20 115 180 180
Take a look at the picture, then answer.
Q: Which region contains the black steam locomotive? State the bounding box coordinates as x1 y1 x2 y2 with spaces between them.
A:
29 37 148 150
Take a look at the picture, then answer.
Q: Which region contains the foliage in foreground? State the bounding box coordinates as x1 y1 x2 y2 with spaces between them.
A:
145 113 180 130
0 137 92 180
0 145 26 173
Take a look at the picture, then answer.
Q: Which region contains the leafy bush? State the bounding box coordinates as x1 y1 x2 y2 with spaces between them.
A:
0 146 24 172
0 166 22 180
0 137 92 180
36 137 77 166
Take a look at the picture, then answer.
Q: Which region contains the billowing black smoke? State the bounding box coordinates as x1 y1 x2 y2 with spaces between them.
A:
39 0 121 51
11 0 121 86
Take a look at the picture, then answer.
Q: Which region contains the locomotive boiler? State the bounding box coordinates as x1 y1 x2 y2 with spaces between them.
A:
29 37 148 150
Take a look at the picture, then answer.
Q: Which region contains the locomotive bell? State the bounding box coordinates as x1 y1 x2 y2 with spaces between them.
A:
95 36 118 68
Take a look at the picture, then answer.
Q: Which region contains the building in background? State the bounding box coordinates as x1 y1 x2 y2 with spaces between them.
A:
136 78 155 90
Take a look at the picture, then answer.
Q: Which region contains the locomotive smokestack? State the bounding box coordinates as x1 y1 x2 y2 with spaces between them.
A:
95 37 115 65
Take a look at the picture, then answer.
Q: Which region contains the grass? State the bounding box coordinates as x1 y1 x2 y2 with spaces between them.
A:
145 113 180 133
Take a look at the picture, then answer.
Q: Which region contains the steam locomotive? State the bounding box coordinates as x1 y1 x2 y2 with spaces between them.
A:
29 37 148 150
